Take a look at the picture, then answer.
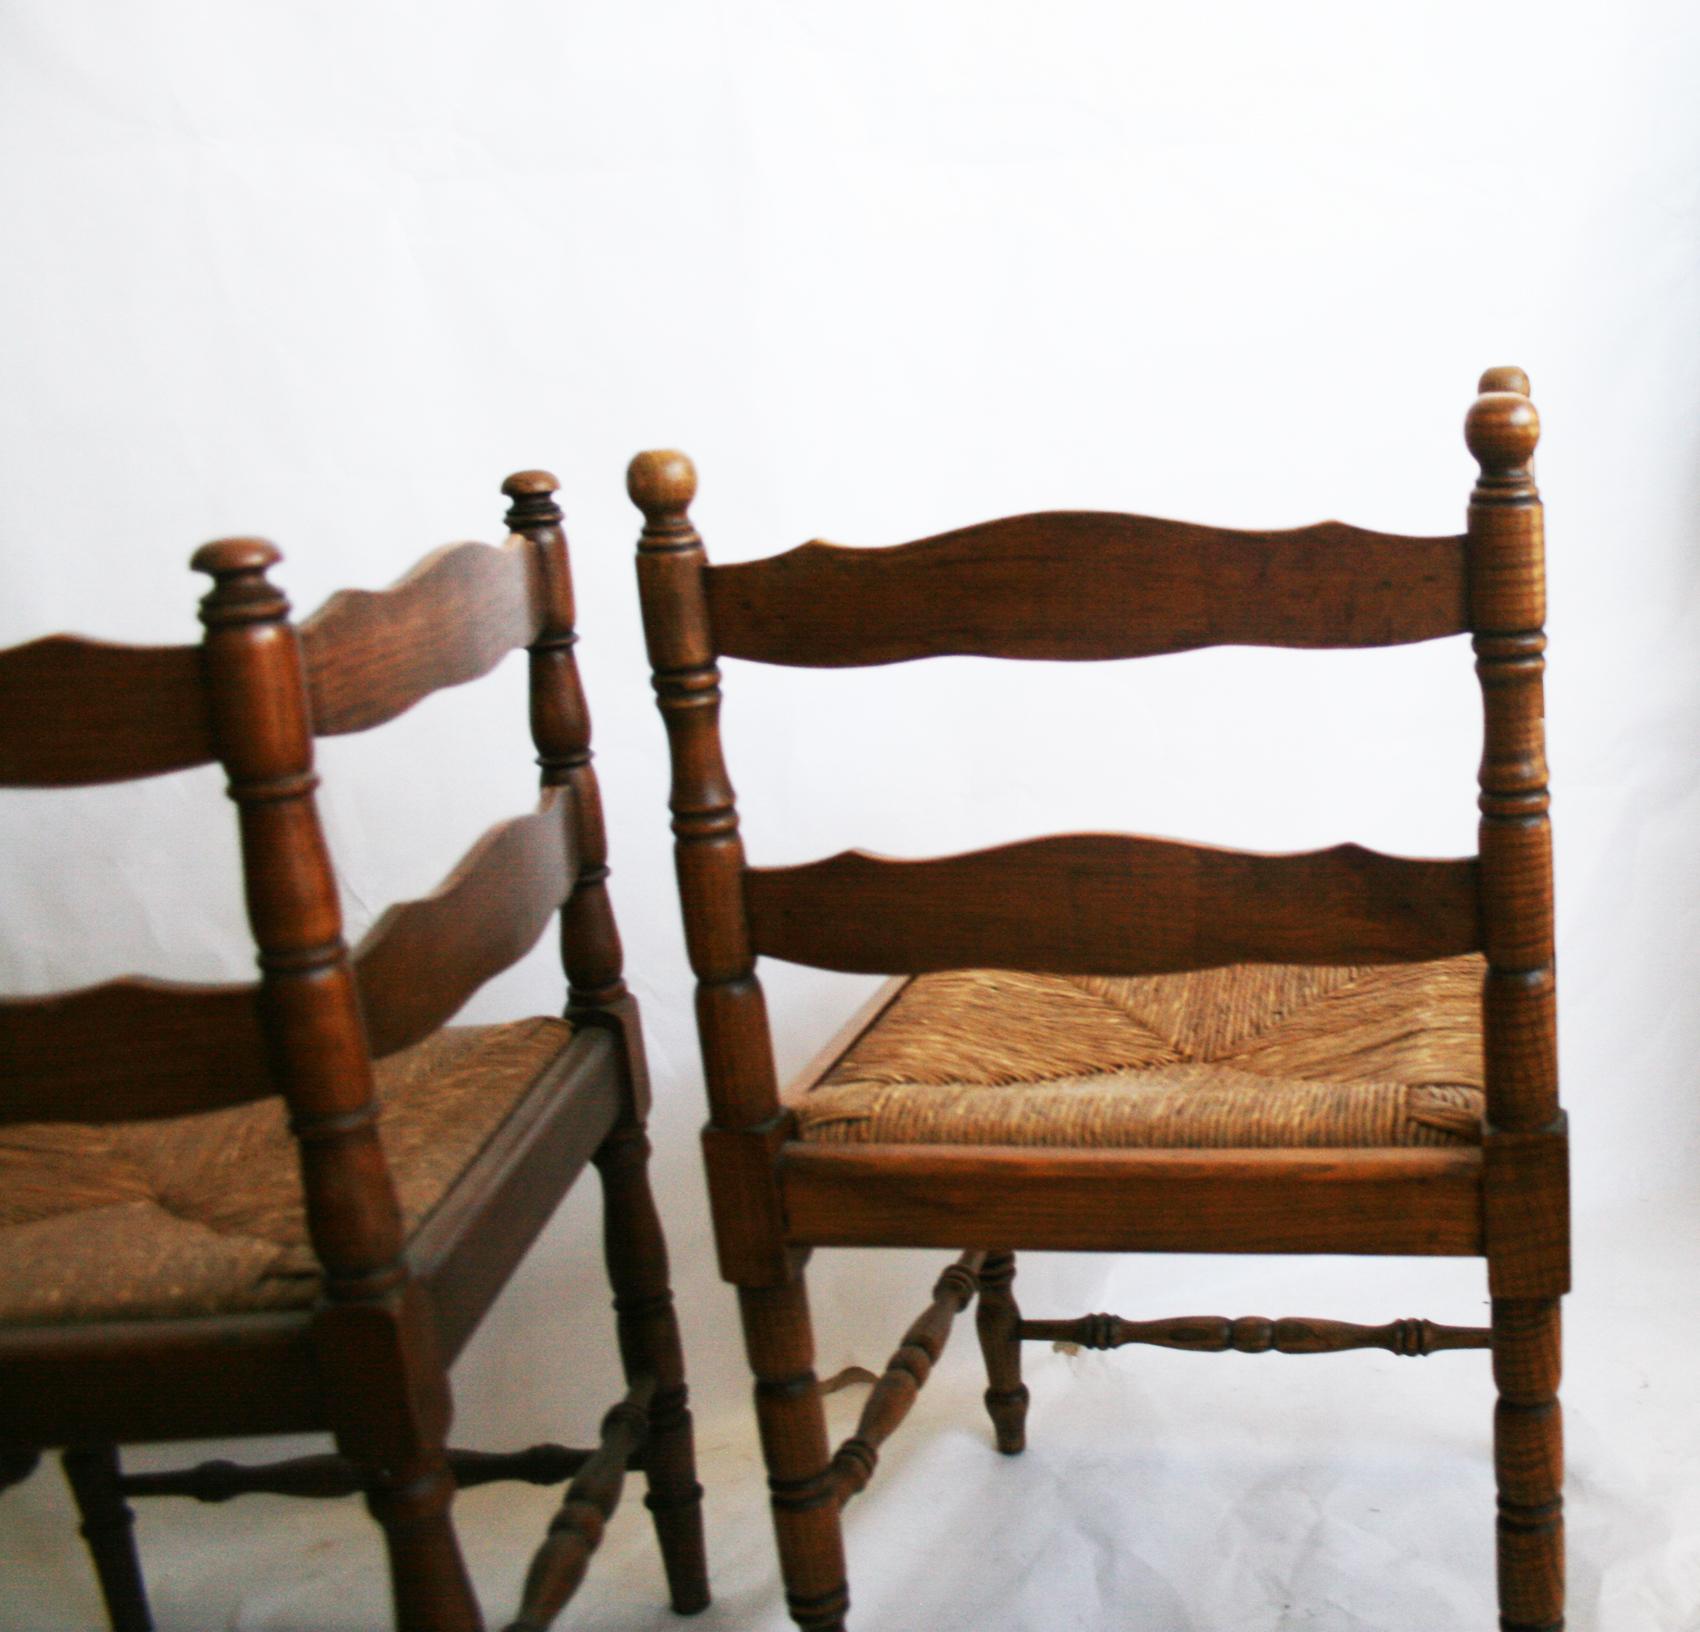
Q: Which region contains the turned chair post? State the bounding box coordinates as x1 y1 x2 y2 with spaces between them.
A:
1466 370 1567 1632
503 471 628 1019
631 451 848 1632
192 541 478 1632
588 1121 709 1614
629 453 783 1144
502 470 708 1617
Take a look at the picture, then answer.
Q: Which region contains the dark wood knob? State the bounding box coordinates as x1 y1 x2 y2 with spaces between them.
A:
1477 365 1530 396
1465 390 1539 473
190 537 280 579
627 450 697 521
501 469 560 499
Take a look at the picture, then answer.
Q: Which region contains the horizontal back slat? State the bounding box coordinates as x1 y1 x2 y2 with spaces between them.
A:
744 833 1480 975
302 540 541 737
0 978 268 1124
1 792 577 1123
353 790 577 1058
0 637 214 787
706 514 1468 667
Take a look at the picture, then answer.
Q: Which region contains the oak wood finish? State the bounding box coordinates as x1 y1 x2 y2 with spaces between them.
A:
302 539 541 737
193 536 479 1630
706 514 1468 667
1467 378 1567 1628
502 1377 655 1632
408 1028 624 1366
745 835 1479 977
2 473 706 1631
0 788 575 1124
0 978 268 1125
0 637 212 787
635 371 1566 1632
974 1252 1029 1454
737 1278 849 1632
595 1123 710 1616
633 452 815 1619
1492 1297 1564 1631
352 791 578 1060
506 469 708 1616
828 1252 983 1507
1 788 580 1126
118 1444 604 1503
1021 1312 1491 1356
0 1314 324 1448
778 1145 1486 1256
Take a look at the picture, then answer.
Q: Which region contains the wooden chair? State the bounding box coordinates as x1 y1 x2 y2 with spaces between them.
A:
630 370 1567 1631
0 473 708 1631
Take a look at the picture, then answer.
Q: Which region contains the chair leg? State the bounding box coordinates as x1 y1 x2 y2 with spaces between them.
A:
975 1250 1030 1455
1492 1297 1564 1631
739 1278 850 1632
60 1446 153 1632
594 1122 710 1615
361 1449 484 1632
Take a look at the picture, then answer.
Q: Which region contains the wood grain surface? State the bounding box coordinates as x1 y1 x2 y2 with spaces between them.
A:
0 636 213 786
302 539 539 736
745 833 1480 975
706 513 1468 667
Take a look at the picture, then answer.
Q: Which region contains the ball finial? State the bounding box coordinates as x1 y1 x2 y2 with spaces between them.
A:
626 450 697 520
1465 391 1540 473
1477 365 1530 397
501 469 560 500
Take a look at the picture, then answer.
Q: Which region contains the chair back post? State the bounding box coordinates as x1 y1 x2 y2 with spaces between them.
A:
631 452 793 1286
191 539 452 1454
503 472 632 1022
1464 373 1568 1300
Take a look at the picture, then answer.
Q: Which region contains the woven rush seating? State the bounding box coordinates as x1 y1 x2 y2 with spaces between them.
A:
793 957 1486 1149
0 1019 568 1325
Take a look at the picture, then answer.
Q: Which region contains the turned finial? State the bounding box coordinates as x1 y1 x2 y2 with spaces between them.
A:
502 468 563 531
190 537 286 622
1478 365 1531 397
1465 386 1540 477
190 537 280 578
626 450 698 524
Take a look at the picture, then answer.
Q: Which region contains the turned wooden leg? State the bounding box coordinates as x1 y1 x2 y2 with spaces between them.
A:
739 1278 849 1632
361 1450 483 1632
61 1446 153 1632
975 1251 1030 1455
1493 1297 1564 1631
595 1122 710 1615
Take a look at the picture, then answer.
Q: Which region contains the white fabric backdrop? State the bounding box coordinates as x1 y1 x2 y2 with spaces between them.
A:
3 4 1697 1628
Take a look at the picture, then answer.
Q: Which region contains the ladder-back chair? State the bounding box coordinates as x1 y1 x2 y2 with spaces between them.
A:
0 473 708 1631
631 372 1566 1631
